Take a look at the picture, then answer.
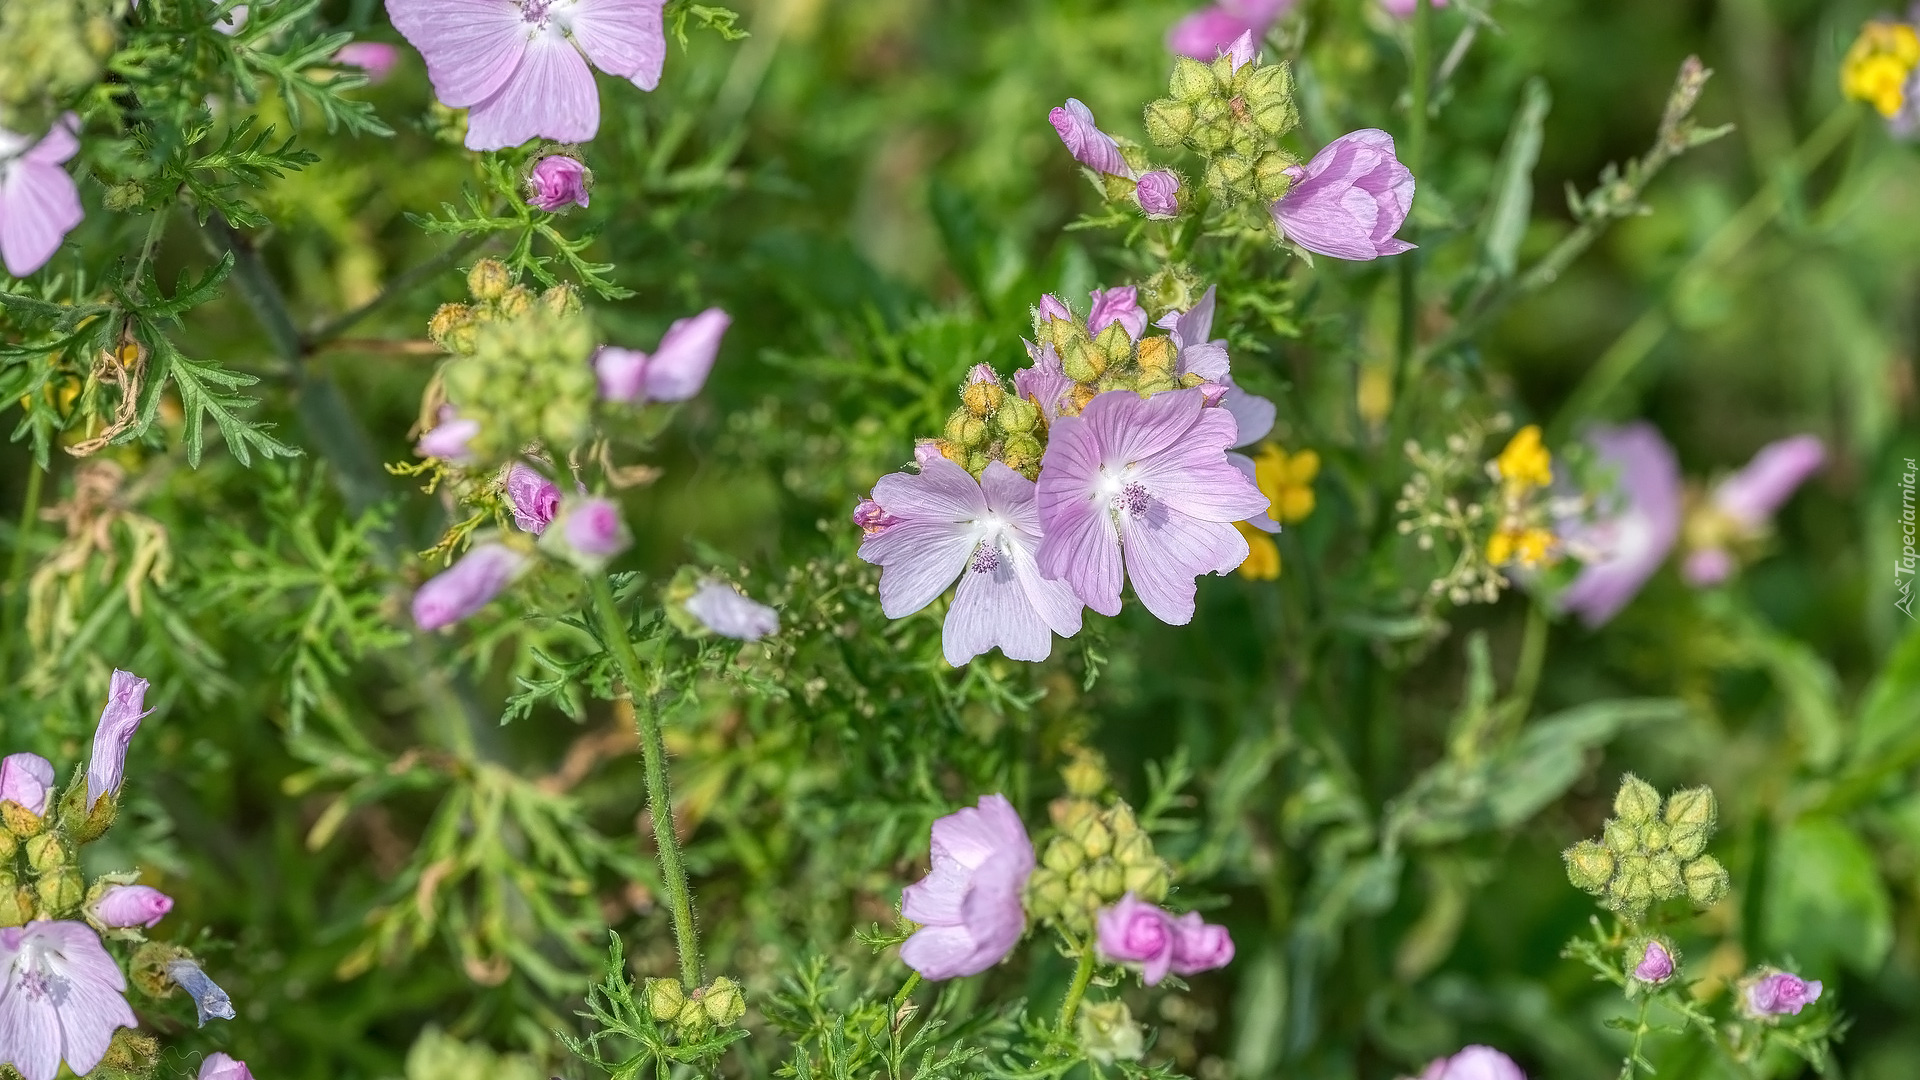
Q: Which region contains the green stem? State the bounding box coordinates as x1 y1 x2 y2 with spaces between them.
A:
589 574 702 988
1053 942 1097 1041
302 232 489 351
1389 0 1433 416
0 463 46 675
1495 599 1549 736
1618 993 1654 1080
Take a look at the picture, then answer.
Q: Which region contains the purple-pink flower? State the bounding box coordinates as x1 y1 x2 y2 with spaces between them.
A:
1167 0 1293 62
1095 894 1234 985
0 754 53 818
1269 129 1416 261
596 308 731 403
1048 99 1132 178
1417 1046 1526 1080
858 458 1084 666
1560 423 1682 627
1035 389 1267 624
200 1053 255 1080
1683 435 1825 586
1744 970 1823 1018
0 114 83 278
0 921 137 1080
334 41 402 83
683 581 779 641
1136 170 1181 218
413 543 530 629
386 0 668 151
90 884 174 930
1633 940 1674 984
899 794 1034 980
87 670 153 812
1013 343 1075 421
504 463 561 534
416 408 480 462
1035 294 1073 325
1088 286 1147 340
559 496 630 558
526 153 591 211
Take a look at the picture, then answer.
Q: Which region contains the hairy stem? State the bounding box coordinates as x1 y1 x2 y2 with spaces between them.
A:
1053 942 1098 1042
1618 993 1654 1080
589 574 703 987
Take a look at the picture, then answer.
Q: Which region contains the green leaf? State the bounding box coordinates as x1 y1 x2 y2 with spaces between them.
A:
1763 815 1893 976
1479 78 1551 280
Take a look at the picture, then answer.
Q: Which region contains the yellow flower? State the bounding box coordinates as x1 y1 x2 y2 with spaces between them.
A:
1842 20 1920 118
1252 445 1318 524
1235 521 1280 580
1493 425 1553 492
1486 525 1556 570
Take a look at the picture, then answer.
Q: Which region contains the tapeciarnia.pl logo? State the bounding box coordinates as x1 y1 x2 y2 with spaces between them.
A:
1900 457 1917 621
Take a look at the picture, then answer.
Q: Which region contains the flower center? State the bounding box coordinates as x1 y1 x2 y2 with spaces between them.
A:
15 942 69 1007
969 544 1000 574
1116 481 1150 517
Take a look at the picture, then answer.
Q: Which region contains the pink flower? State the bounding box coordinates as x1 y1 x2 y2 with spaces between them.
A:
559 496 629 557
1560 423 1681 627
526 153 591 210
1683 434 1825 586
1743 970 1823 1018
386 0 668 151
1169 910 1235 975
595 308 731 403
1035 294 1073 325
334 41 402 83
683 581 779 641
1035 389 1268 624
504 463 561 534
0 921 137 1080
1380 0 1450 16
0 115 83 278
1269 129 1416 261
1417 1046 1526 1080
1136 170 1181 218
853 498 897 535
87 671 153 812
900 794 1034 980
1167 0 1292 62
1632 940 1674 983
416 408 480 462
1095 895 1234 985
858 458 1084 666
1013 342 1075 421
1088 286 1147 340
0 754 54 817
1048 98 1132 178
89 884 174 929
412 543 530 629
199 1053 255 1080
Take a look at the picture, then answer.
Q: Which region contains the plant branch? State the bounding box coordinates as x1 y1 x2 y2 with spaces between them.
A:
302 232 489 351
1052 941 1097 1042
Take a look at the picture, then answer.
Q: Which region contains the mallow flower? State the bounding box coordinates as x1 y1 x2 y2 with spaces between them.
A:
386 0 668 150
900 794 1035 980
0 921 138 1080
505 463 562 534
1167 0 1293 62
1416 1046 1527 1080
857 458 1084 666
1136 170 1181 218
543 496 630 567
526 153 591 210
1269 129 1416 261
1632 940 1675 984
1743 969 1823 1018
1035 388 1268 624
1559 423 1681 627
0 753 54 818
1088 286 1147 340
1155 288 1279 530
166 958 236 1027
596 308 732 403
200 1053 255 1080
412 543 531 629
683 581 780 641
0 114 84 278
334 41 402 82
1095 894 1234 986
416 407 480 463
89 884 174 929
1048 99 1132 178
1682 435 1825 586
87 670 153 812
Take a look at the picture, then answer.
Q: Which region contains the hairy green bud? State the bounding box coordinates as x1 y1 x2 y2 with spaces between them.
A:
645 978 687 1023
1025 868 1068 919
466 259 512 303
1647 852 1683 899
1062 338 1105 383
1086 857 1124 900
1003 434 1043 477
1189 119 1233 155
1043 836 1085 875
1683 855 1729 908
1601 817 1639 853
1074 817 1113 860
1608 854 1654 922
35 867 83 917
24 833 65 875
1169 57 1215 102
1093 322 1133 369
1663 787 1717 857
1122 862 1169 903
1078 1000 1145 1065
1112 829 1153 868
1253 152 1297 203
701 977 746 1025
1204 154 1256 205
997 395 1039 435
1143 99 1195 146
1613 774 1662 825
1563 839 1614 894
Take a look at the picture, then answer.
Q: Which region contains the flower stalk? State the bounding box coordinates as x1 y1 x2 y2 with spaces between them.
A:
589 574 703 987
1053 942 1098 1041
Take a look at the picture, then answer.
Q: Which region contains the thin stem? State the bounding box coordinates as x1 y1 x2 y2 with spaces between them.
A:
1391 0 1433 408
1052 941 1097 1041
589 574 702 988
303 232 489 351
128 206 169 289
1618 993 1654 1080
0 463 47 676
1494 599 1549 737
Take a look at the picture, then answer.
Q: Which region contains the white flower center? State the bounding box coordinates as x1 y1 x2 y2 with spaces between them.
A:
967 513 1011 574
15 941 70 1007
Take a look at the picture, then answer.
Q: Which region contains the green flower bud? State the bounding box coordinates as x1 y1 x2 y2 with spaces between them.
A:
103 182 145 213
1003 434 1043 477
1044 836 1086 875
701 977 746 1026
495 285 536 319
943 407 972 445
1253 152 1297 202
1243 66 1297 137
965 451 991 475
1086 857 1124 900
1667 824 1710 860
1639 822 1670 851
1061 338 1105 383
1648 852 1683 899
1663 786 1717 831
1613 774 1662 825
1602 818 1640 854
25 833 65 875
997 395 1039 435
1683 855 1729 908
98 1029 159 1075
1204 154 1256 204
466 259 512 303
1112 829 1153 867
1189 119 1233 155
428 303 474 351
1608 858 1654 922
1051 796 1098 832
541 283 583 317
1169 57 1215 102
1093 323 1133 369
0 800 42 840
0 831 14 862
1143 99 1195 146
1026 867 1068 919
1208 54 1238 92
963 379 1004 418
1122 862 1169 903
1077 1000 1145 1065
645 978 687 1023
35 867 83 917
1074 817 1113 859
1135 336 1176 377
1563 839 1614 894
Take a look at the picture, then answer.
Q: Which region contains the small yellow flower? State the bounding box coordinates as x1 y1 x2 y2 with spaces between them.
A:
1842 20 1920 118
1486 525 1556 570
1493 425 1553 492
1235 521 1280 580
1252 445 1318 524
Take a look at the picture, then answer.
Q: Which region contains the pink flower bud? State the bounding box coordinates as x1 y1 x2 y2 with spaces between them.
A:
1418 1046 1525 1080
561 497 630 559
1035 294 1073 323
1632 940 1674 983
1269 129 1416 261
1048 99 1132 178
334 42 400 83
1744 970 1823 1017
1096 894 1178 985
88 671 153 811
200 1053 255 1080
1136 170 1181 218
91 884 174 929
526 154 591 212
416 408 479 463
1088 286 1147 340
0 753 54 817
504 463 561 535
1169 911 1235 976
412 544 529 630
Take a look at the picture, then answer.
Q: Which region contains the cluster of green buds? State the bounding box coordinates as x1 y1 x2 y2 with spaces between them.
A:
1143 47 1300 209
933 364 1045 478
1563 776 1729 923
643 975 747 1036
427 259 596 463
0 0 120 132
0 770 126 926
1025 753 1173 938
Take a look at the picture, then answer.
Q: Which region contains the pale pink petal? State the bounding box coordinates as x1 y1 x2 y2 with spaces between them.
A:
22 115 79 167
385 0 530 108
898 924 980 980
1 163 83 278
564 0 666 90
1128 410 1268 521
944 543 1054 664
1082 388 1205 470
1711 435 1825 527
1221 387 1275 447
869 457 990 523
464 29 599 150
860 520 976 618
1120 508 1249 625
1048 98 1132 178
644 308 729 401
1034 423 1124 616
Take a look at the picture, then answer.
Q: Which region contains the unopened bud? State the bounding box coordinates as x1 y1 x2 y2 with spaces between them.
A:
1683 855 1729 908
0 875 27 927
36 868 84 917
1113 830 1153 867
466 259 512 302
541 283 583 317
1135 336 1175 376
1204 154 1255 204
997 396 1039 434
0 802 43 840
1086 857 1124 900
1122 862 1169 903
25 834 66 875
1190 119 1232 155
1043 836 1085 874
1602 818 1639 853
1074 818 1112 859
962 375 1004 417
1663 786 1716 831
645 978 687 1023
1613 775 1662 824
1169 57 1215 102
1026 868 1068 918
1563 840 1614 894
428 303 474 350
1648 852 1683 898
1253 152 1296 202
1062 339 1105 383
1667 824 1710 860
1003 434 1042 475
1093 322 1133 367
1143 100 1195 146
104 183 145 213
1077 999 1145 1065
965 451 991 475
496 285 536 318
1051 796 1097 832
701 977 746 1025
